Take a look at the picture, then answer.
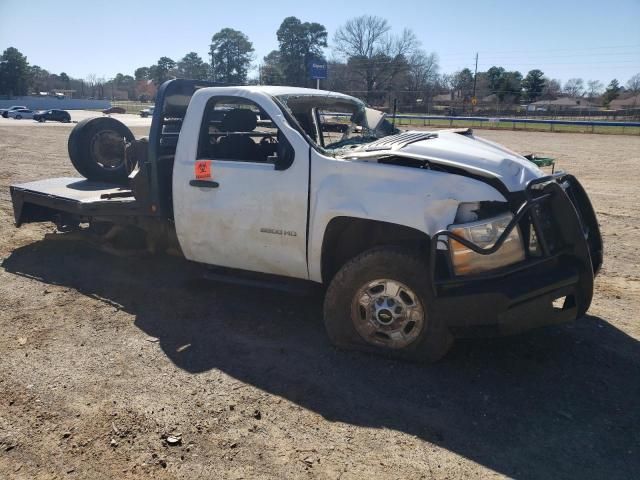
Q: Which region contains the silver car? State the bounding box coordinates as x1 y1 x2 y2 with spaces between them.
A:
0 105 28 118
8 108 35 120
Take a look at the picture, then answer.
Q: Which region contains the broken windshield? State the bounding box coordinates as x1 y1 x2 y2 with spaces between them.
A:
275 93 396 154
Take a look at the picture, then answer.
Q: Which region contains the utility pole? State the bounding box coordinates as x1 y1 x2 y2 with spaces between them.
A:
209 50 215 82
471 52 479 113
472 52 478 98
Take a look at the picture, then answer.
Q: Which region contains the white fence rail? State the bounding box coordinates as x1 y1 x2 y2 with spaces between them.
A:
0 97 110 110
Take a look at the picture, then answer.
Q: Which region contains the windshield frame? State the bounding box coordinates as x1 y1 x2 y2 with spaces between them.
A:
273 93 388 156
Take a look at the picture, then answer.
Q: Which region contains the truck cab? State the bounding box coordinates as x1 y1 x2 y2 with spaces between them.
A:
9 79 602 362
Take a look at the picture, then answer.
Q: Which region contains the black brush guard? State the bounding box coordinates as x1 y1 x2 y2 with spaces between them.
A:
428 173 603 335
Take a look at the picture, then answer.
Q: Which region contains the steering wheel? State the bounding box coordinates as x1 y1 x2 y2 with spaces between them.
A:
258 135 277 161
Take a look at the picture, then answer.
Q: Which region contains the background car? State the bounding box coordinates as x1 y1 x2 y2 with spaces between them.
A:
33 109 71 123
0 105 28 118
8 108 34 119
139 107 154 118
103 106 126 115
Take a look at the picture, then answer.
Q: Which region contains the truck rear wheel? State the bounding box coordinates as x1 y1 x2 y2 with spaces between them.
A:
323 246 452 363
68 117 135 183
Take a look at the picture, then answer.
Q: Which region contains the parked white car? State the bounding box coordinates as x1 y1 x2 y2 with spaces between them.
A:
8 108 35 120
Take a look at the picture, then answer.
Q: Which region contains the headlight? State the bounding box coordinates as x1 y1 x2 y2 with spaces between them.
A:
449 213 525 276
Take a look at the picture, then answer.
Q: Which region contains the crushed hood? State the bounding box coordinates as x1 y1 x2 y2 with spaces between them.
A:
340 130 544 192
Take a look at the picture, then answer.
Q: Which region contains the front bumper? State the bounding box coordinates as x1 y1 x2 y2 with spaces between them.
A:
430 173 602 336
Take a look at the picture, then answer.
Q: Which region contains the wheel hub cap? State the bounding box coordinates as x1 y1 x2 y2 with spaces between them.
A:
90 130 126 169
376 308 394 324
352 279 425 349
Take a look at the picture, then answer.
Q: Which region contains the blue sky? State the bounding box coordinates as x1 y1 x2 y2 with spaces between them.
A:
1 0 639 85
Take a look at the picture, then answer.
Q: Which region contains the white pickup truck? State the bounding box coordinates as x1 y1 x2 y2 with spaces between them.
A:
10 80 602 362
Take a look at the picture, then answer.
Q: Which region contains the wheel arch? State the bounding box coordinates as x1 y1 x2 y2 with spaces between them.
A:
320 216 431 284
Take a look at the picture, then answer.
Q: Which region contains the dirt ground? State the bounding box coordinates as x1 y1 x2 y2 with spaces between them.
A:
0 123 639 480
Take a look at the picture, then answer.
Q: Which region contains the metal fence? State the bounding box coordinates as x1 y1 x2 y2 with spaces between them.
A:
340 91 640 122
390 114 640 135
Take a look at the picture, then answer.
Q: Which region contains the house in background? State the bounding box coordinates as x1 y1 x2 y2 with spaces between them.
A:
528 97 598 112
609 94 640 110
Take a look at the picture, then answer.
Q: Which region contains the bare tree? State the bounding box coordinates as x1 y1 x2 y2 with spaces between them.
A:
407 51 439 92
542 77 562 99
85 74 98 97
333 15 419 101
586 80 604 99
437 73 454 99
626 73 640 93
334 15 391 59
324 56 354 92
563 78 584 97
96 76 106 99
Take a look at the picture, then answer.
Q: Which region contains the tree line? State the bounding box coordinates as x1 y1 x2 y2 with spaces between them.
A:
2 14 639 109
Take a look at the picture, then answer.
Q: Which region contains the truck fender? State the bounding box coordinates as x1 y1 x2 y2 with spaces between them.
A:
307 161 507 282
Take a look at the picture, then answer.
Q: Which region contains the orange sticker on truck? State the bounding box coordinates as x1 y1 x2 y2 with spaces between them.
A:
195 160 212 180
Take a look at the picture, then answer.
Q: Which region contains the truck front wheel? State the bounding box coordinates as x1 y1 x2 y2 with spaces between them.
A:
323 247 452 363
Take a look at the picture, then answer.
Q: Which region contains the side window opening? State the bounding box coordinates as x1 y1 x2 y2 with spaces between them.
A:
292 111 317 142
197 97 281 164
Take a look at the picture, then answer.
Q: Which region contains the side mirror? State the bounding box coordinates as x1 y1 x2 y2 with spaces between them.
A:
274 132 295 171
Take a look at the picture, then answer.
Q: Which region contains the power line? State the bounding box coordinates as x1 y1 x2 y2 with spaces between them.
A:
334 58 639 67
442 52 640 62
434 44 640 56
478 61 639 66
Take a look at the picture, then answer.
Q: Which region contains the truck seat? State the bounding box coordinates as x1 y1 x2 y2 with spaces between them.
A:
216 109 259 161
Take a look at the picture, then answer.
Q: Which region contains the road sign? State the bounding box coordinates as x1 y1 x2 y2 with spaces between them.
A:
308 60 328 80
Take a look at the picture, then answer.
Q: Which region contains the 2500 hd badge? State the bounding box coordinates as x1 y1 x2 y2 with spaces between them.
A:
260 227 298 237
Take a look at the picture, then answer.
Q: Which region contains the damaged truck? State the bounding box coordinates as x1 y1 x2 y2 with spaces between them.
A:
9 80 603 362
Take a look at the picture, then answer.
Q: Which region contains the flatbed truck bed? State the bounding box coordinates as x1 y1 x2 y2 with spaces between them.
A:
10 177 143 227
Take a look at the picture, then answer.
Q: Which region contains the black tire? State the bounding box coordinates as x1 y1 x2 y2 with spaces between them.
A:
68 117 135 183
38 117 45 123
323 246 453 363
15 115 22 120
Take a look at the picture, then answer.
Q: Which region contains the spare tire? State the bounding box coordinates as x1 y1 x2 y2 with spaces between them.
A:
68 117 135 183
